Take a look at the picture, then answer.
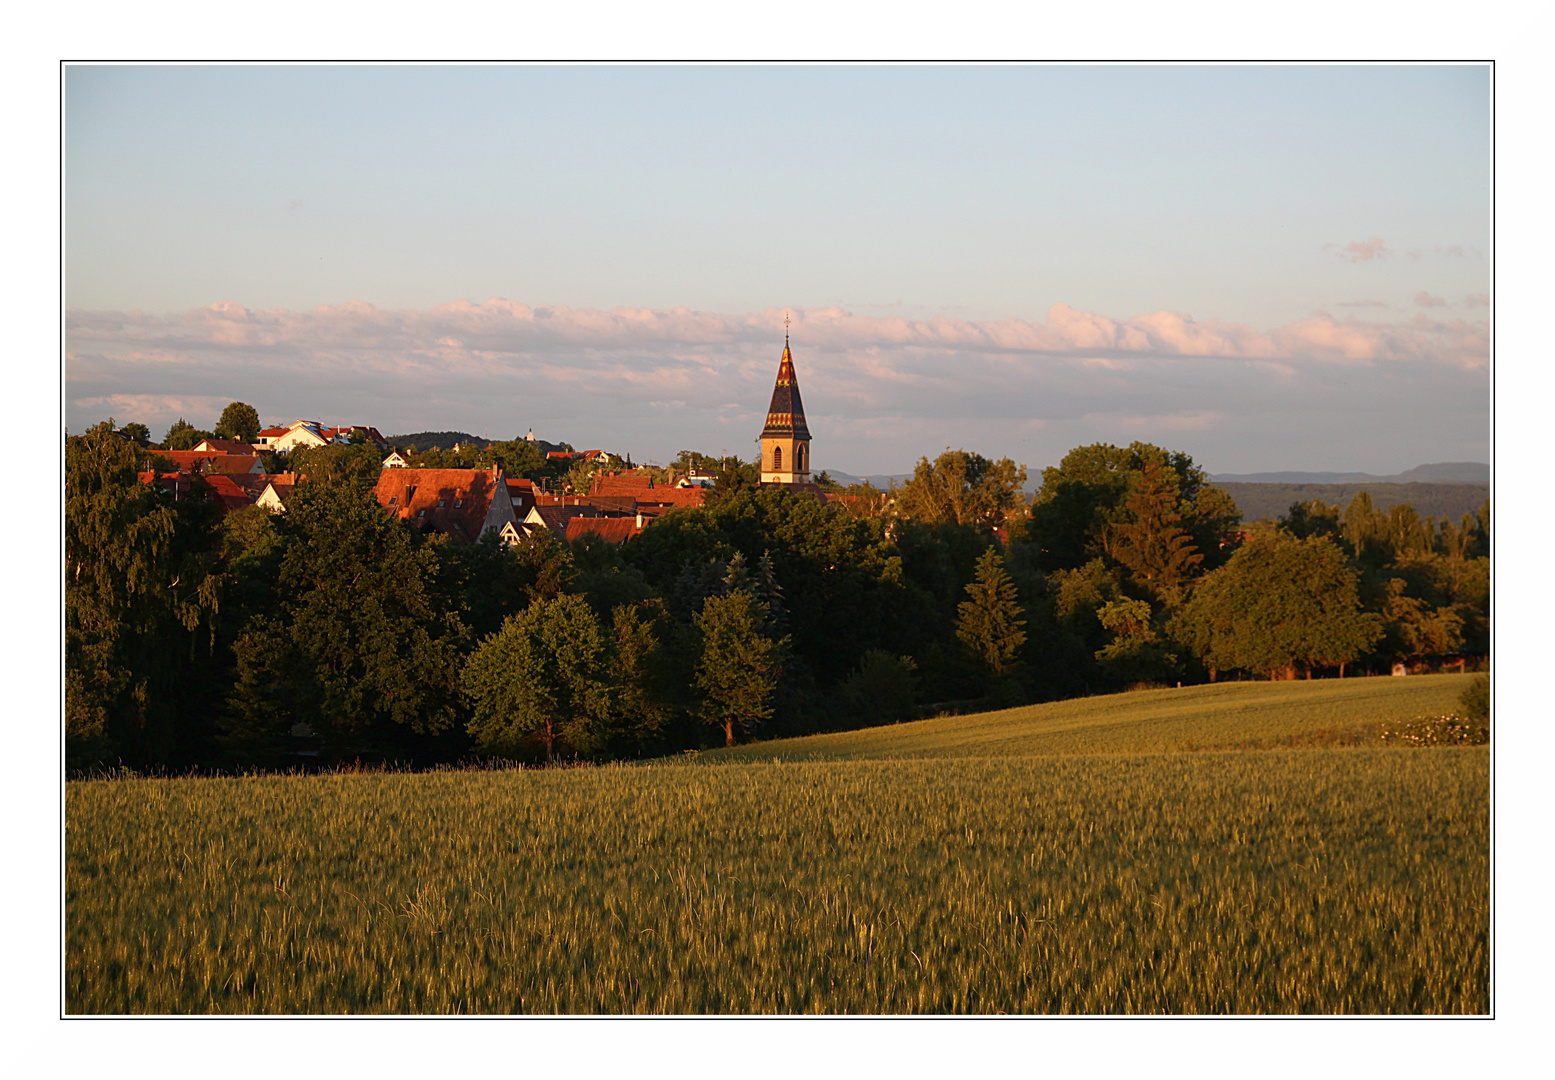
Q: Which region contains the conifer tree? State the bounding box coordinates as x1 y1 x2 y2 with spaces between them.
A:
955 548 1027 677
1109 456 1203 599
694 590 789 746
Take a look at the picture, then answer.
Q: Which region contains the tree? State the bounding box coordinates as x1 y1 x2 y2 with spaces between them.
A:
463 593 612 761
956 548 1027 678
1109 456 1203 599
839 650 918 727
66 422 221 768
215 401 262 443
119 422 150 441
606 601 675 752
1027 442 1239 574
694 590 789 746
224 482 467 760
1169 534 1382 680
1093 598 1181 687
288 442 385 491
162 418 215 451
895 449 1027 530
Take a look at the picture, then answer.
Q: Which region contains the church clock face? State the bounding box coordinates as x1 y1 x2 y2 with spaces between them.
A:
759 318 811 486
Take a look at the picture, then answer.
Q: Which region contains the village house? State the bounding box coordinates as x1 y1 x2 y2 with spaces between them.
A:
257 420 387 454
372 466 519 544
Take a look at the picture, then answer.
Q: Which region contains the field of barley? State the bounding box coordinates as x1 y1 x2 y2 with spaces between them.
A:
65 674 1489 1015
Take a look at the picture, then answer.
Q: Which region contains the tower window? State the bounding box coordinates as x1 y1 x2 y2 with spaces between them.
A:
797 445 806 472
772 446 783 471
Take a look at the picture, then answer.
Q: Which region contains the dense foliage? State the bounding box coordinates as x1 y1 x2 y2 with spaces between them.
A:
63 424 1490 773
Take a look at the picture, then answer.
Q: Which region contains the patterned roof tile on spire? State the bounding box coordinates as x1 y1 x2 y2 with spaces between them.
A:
761 330 811 440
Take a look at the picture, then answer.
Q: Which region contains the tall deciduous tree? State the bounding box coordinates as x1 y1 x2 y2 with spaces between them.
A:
215 401 262 443
956 548 1027 677
463 593 612 760
694 590 789 746
895 449 1027 530
1169 534 1382 680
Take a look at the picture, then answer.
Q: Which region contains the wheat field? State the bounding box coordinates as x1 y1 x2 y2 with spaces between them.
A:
66 675 1488 1015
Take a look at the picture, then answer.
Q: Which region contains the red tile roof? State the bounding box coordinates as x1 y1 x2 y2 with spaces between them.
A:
160 450 263 475
565 517 642 545
203 473 255 512
373 467 506 543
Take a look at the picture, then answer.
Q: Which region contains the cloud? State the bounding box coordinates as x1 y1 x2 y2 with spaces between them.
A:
1464 293 1490 307
1415 291 1448 308
1335 299 1388 309
1326 237 1390 263
65 298 1489 474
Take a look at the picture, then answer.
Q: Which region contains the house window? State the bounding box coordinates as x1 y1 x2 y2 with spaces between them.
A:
772 446 782 471
454 499 462 508
388 496 398 505
438 499 446 508
418 509 426 518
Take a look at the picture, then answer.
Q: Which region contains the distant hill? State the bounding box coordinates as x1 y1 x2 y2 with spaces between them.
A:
385 432 573 455
824 470 913 488
384 431 491 450
1218 482 1489 524
1211 462 1487 485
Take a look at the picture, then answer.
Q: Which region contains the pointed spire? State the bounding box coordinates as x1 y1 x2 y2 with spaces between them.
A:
761 319 810 441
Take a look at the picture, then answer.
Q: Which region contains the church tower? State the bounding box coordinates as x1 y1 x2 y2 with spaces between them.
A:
760 317 811 485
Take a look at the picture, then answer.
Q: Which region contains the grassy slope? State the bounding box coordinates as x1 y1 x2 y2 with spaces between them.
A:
706 673 1475 763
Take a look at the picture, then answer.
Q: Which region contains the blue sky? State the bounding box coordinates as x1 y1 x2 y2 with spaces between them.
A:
65 64 1490 474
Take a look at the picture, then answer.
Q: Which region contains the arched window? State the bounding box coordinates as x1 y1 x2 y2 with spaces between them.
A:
797 445 806 472
772 445 783 471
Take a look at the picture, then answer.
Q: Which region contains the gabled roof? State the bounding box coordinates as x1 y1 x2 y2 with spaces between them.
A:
373 467 505 543
192 437 258 455
761 337 811 440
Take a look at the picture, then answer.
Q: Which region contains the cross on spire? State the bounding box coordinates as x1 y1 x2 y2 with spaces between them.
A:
785 310 790 346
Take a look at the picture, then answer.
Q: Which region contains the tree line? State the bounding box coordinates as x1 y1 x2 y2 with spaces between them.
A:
65 421 1488 773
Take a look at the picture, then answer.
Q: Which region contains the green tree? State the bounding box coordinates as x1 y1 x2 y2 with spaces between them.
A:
838 650 919 727
895 449 1027 530
694 590 789 747
1169 534 1382 680
289 442 385 490
607 601 675 752
1109 456 1203 600
224 482 467 761
1027 442 1239 574
463 593 612 761
162 418 215 451
215 401 262 443
956 548 1027 678
119 422 150 441
1093 598 1181 687
66 422 221 768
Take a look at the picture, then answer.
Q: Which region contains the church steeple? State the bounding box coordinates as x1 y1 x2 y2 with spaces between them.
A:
760 314 812 484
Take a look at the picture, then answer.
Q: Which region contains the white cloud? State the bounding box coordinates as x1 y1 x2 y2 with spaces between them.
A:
65 298 1489 473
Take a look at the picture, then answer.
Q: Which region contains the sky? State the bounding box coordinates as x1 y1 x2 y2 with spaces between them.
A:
64 64 1490 475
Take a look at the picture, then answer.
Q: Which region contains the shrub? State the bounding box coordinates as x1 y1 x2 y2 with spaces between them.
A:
1457 674 1489 723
